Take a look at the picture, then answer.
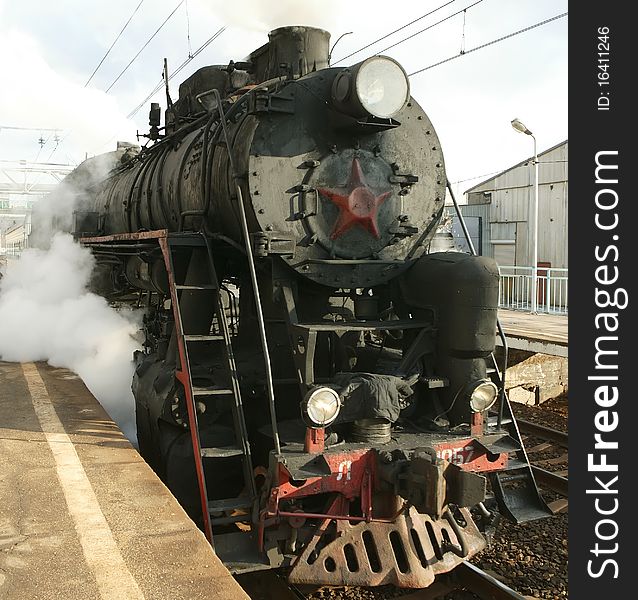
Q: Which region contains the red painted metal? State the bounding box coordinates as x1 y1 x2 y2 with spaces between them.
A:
317 158 391 239
158 237 214 543
268 449 373 513
80 228 215 542
434 439 508 472
470 411 484 437
260 434 507 555
267 437 506 519
304 427 325 453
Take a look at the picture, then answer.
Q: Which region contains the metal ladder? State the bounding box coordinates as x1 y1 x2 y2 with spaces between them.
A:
159 233 256 545
486 352 551 523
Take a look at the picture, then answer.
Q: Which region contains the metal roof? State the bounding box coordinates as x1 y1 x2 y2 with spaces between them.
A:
465 139 568 194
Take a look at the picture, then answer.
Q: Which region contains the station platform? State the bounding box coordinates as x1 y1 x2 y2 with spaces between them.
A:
0 361 249 600
497 309 568 357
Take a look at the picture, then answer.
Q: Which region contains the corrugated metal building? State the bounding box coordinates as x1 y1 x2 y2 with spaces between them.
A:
459 140 568 269
3 214 31 256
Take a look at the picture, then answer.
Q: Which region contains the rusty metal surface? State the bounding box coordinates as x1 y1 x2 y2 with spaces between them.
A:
547 498 569 514
531 466 568 497
79 229 168 243
399 562 527 599
288 506 485 588
450 561 527 600
159 236 215 543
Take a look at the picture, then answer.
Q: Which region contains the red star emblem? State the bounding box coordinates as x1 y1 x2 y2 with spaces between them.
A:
317 158 391 240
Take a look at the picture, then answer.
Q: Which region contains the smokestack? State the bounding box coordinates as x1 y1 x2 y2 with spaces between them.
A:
251 26 330 81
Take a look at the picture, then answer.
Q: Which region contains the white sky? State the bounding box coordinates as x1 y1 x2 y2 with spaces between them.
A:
0 0 567 194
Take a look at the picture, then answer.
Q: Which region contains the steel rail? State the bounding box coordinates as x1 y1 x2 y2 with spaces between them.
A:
515 414 569 511
239 561 527 600
236 571 306 600
453 561 528 600
397 561 527 600
517 418 568 448
531 465 568 497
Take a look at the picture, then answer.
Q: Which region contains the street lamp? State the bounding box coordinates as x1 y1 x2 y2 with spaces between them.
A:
511 118 539 313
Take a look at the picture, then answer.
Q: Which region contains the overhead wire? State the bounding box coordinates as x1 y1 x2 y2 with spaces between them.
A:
460 9 467 54
84 0 145 87
24 4 221 165
409 12 567 76
105 0 185 93
127 26 226 119
32 132 53 164
84 5 564 160
25 136 74 194
374 0 485 56
449 169 503 185
185 0 193 57
331 0 459 65
0 125 60 133
95 25 225 152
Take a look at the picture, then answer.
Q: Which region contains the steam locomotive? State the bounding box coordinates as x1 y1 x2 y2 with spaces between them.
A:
66 26 550 588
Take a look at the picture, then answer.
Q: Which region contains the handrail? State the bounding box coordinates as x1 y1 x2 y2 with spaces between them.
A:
211 88 282 456
498 266 568 314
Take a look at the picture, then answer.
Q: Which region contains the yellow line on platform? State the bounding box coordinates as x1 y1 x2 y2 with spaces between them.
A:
21 363 145 600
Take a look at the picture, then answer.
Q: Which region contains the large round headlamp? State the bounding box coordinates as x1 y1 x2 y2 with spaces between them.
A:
302 386 341 427
467 380 499 413
332 56 410 119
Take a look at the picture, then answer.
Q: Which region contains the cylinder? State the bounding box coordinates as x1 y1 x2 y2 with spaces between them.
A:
351 418 392 444
400 253 499 357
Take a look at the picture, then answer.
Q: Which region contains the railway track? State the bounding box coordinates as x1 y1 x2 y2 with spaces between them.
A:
237 555 537 600
397 561 529 600
235 570 306 600
517 417 569 514
237 562 529 600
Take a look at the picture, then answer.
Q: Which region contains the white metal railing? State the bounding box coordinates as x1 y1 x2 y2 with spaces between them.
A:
498 266 568 314
5 245 24 257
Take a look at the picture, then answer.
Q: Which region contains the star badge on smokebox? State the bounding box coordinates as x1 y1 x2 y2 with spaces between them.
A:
318 158 391 240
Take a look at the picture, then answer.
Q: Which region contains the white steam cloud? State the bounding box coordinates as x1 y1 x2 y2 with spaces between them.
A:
0 149 142 443
202 0 342 33
0 234 141 442
0 28 136 161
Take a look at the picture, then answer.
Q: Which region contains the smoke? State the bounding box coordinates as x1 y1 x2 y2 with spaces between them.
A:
0 150 142 443
201 0 342 33
29 151 123 249
0 233 141 442
0 28 136 162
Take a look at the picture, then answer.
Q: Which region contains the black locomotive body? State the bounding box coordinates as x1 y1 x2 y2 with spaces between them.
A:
68 26 550 588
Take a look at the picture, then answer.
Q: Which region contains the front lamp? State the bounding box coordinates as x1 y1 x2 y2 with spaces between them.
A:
467 379 499 413
302 386 341 427
301 387 341 427
331 56 410 119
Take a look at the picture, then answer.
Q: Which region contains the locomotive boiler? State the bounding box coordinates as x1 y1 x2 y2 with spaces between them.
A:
69 26 550 588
